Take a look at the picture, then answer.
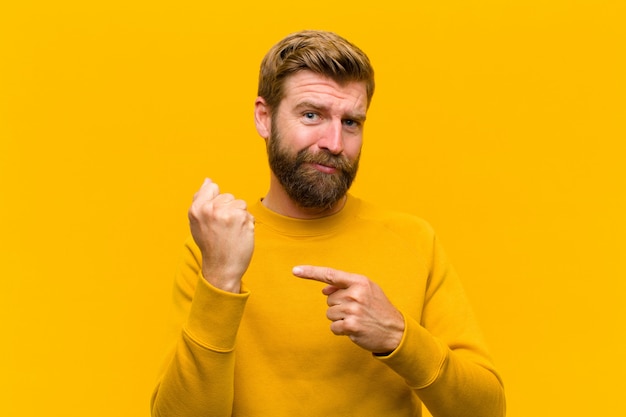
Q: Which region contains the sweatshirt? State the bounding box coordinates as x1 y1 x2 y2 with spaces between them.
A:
151 195 505 417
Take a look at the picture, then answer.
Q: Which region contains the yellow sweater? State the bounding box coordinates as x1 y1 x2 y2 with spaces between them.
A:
151 195 505 416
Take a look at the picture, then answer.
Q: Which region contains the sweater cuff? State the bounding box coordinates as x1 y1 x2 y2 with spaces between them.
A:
375 313 448 389
184 274 250 352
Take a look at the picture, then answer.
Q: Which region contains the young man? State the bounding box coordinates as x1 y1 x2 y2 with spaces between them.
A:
151 30 505 417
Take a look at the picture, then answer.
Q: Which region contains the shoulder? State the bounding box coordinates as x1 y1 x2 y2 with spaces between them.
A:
355 197 435 231
353 197 436 244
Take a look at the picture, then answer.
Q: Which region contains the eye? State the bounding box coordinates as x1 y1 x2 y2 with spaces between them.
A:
302 112 320 123
343 119 360 129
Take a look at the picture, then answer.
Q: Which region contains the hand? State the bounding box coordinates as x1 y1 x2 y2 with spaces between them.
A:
188 179 255 293
292 265 405 354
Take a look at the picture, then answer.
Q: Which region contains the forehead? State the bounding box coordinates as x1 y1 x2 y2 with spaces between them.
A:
280 71 368 114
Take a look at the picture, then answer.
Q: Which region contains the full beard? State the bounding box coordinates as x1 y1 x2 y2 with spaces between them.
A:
267 131 360 210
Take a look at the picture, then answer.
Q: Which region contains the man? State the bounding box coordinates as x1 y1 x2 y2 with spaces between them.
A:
151 30 505 417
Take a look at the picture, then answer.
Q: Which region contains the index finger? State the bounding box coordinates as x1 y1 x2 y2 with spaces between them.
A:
193 178 220 202
292 265 357 288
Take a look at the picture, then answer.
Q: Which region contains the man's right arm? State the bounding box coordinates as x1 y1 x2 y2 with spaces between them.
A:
150 237 250 417
151 179 255 416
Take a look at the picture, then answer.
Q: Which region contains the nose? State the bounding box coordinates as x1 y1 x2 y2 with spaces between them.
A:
317 120 344 155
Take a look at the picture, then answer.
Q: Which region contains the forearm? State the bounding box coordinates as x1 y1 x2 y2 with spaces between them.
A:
417 351 505 417
151 332 237 417
378 316 505 417
151 276 250 417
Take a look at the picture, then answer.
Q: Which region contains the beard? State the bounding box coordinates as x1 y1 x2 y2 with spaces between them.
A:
267 129 360 210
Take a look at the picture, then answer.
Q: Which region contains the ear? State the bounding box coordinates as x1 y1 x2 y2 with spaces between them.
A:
254 96 271 140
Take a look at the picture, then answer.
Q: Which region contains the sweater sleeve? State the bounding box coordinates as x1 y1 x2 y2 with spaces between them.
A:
376 234 506 417
150 237 250 417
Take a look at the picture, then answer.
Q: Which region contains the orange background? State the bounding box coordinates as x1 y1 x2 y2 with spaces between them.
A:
1 1 624 416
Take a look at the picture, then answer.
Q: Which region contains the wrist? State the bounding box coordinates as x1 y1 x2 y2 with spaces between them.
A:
201 267 242 294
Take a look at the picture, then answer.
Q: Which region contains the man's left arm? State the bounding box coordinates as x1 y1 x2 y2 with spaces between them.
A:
292 240 505 417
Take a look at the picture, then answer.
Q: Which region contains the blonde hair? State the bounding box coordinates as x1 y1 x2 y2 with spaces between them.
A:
258 30 375 111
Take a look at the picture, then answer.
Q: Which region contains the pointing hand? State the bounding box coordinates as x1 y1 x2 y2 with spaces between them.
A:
293 265 404 354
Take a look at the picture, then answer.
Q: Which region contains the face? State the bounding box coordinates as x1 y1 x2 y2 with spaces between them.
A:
263 71 368 210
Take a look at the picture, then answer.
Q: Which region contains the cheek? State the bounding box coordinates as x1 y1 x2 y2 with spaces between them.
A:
285 125 322 150
344 137 363 160
279 121 320 145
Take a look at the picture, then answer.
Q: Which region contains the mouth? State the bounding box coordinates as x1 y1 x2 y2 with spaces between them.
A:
308 162 339 174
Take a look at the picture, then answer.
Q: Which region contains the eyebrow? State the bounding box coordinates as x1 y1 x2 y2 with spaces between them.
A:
294 101 367 124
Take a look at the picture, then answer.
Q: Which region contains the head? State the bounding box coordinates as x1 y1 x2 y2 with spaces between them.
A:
256 31 375 212
258 30 375 115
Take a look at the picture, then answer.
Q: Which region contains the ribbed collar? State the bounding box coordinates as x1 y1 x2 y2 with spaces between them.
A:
250 194 361 237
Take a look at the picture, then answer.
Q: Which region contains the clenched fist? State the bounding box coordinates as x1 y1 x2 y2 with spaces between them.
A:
188 179 255 293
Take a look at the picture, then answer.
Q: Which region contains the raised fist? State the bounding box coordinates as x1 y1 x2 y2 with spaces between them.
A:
188 179 255 293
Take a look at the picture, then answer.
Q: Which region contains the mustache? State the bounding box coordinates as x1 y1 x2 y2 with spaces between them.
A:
295 149 354 171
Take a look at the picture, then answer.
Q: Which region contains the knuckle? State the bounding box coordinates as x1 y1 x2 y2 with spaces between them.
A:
188 204 202 221
323 268 337 284
207 182 220 194
214 208 234 223
330 322 343 335
346 304 360 316
342 317 359 333
350 288 365 303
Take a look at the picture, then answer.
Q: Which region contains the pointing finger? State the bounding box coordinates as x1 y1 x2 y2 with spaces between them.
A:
292 265 357 289
193 178 220 202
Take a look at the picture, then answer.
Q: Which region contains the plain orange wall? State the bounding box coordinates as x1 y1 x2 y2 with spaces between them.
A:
1 1 625 416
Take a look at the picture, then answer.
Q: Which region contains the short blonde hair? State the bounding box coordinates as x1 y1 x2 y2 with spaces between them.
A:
258 30 375 111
